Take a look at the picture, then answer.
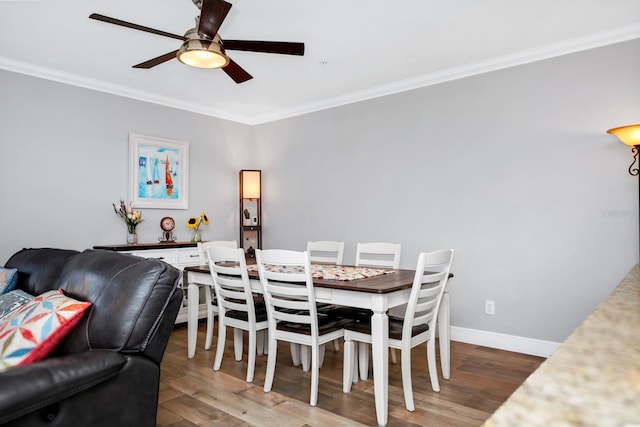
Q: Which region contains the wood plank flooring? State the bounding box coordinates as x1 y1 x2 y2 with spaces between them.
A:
158 322 544 426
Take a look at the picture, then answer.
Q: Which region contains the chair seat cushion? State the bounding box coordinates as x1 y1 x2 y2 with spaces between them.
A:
346 316 429 340
321 305 372 321
226 303 268 323
224 296 267 322
277 316 349 336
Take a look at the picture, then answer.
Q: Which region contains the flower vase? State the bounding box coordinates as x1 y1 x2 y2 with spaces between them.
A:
127 231 138 245
191 228 202 243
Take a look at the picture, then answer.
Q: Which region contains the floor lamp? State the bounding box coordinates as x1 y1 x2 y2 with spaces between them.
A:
607 124 640 257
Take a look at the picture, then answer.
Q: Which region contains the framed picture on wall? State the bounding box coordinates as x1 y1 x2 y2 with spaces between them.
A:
129 133 189 209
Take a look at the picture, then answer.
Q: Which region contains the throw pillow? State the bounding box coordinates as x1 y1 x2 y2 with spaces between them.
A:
0 267 18 295
0 289 91 372
0 290 34 322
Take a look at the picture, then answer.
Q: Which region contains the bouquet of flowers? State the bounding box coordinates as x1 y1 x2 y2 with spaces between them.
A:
186 212 209 242
113 199 143 234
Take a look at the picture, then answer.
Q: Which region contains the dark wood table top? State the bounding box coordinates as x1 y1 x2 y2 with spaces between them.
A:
184 264 419 294
94 241 198 251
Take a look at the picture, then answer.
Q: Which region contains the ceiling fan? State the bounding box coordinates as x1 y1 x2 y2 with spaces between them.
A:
89 0 305 84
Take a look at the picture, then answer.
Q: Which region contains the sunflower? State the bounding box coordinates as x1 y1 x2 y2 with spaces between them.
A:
201 213 209 225
186 217 199 229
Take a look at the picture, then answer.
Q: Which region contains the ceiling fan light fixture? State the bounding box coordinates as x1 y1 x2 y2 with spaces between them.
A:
177 34 229 69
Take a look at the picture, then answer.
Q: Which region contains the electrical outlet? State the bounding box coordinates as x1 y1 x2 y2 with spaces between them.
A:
485 300 495 315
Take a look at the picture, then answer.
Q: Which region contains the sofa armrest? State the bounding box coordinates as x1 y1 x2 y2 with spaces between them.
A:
0 350 126 424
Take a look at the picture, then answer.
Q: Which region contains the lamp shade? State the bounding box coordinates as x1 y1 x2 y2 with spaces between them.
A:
177 40 229 69
176 28 229 69
607 124 640 146
241 170 261 199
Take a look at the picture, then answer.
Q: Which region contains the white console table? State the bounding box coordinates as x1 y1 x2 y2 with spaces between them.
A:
93 241 208 324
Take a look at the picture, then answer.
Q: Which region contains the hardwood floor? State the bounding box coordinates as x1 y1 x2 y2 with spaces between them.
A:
158 322 544 426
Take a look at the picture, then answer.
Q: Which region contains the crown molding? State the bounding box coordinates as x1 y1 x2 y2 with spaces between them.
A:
248 22 640 125
1 22 639 126
0 57 249 124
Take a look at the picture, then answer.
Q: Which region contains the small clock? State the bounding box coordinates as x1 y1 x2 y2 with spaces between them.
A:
160 217 175 231
159 217 177 242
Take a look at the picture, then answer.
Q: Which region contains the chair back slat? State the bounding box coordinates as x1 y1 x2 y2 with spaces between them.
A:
268 294 310 311
273 309 312 324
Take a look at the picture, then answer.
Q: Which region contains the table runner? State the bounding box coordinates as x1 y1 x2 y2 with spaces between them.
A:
247 264 395 281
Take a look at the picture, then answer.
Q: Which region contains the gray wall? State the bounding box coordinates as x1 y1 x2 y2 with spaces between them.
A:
0 71 254 262
1 39 638 343
254 40 640 342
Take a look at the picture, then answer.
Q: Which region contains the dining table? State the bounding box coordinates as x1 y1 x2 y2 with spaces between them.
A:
184 263 452 427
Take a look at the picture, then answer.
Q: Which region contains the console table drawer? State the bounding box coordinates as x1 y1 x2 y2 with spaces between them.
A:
177 249 201 265
130 249 177 264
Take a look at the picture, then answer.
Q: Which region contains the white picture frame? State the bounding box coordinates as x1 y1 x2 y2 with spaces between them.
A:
129 133 189 209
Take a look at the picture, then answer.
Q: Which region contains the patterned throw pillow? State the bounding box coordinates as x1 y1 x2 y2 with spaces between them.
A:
0 289 91 372
0 267 18 295
0 290 34 322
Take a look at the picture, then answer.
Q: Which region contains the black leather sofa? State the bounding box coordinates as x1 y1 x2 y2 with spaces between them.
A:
0 248 182 427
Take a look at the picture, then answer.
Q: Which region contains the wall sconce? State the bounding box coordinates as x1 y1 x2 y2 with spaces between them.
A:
239 170 262 256
607 124 640 175
608 124 640 258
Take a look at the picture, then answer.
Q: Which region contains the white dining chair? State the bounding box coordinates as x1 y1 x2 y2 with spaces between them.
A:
196 240 238 351
207 246 269 382
256 249 347 406
306 241 345 265
197 240 238 265
343 249 454 411
307 240 345 352
355 242 402 366
355 242 401 269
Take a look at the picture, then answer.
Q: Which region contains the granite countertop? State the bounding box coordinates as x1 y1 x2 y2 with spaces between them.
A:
483 264 640 427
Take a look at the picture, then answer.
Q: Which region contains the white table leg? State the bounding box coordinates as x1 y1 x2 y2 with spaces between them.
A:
187 274 200 359
438 289 451 379
370 307 389 426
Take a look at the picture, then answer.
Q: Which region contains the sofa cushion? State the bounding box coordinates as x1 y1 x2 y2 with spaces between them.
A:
53 249 181 362
4 248 80 295
0 350 126 425
0 289 91 372
0 290 34 322
0 267 18 295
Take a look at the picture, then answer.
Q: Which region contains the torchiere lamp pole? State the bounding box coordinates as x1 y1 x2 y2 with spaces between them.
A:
608 124 640 258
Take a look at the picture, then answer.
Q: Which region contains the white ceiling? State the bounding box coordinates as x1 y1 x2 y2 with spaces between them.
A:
1 0 639 125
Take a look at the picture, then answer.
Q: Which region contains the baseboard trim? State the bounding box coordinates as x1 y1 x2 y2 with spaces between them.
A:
450 326 560 358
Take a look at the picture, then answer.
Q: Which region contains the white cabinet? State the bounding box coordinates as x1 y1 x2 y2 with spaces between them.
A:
93 242 208 324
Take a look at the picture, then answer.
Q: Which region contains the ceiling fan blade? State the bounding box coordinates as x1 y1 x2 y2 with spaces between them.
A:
89 13 185 41
133 50 179 69
223 59 253 84
222 40 305 56
198 0 232 39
